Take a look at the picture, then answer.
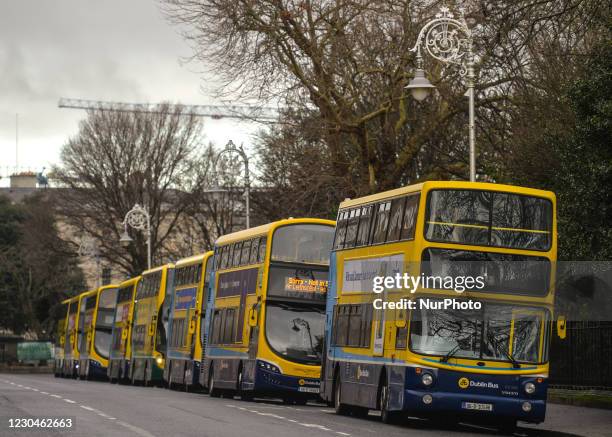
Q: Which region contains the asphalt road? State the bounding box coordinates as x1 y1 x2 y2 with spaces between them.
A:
1 374 610 437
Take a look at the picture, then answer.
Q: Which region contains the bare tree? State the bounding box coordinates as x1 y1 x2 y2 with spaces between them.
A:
162 0 606 194
52 105 204 276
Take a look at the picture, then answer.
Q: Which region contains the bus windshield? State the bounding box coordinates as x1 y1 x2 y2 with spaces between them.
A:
265 302 325 365
421 248 551 296
95 287 117 359
272 224 334 265
425 189 552 250
410 300 549 364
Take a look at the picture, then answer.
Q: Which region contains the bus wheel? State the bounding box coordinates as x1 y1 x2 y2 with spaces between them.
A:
237 368 252 401
184 368 191 393
208 369 221 398
379 379 399 424
333 373 351 415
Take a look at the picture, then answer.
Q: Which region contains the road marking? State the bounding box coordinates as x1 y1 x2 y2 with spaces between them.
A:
116 420 157 437
64 399 76 404
31 388 39 392
80 405 95 411
226 403 350 436
50 394 62 399
40 391 49 394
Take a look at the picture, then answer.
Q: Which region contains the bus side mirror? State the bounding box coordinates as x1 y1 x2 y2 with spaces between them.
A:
556 315 567 339
248 308 258 327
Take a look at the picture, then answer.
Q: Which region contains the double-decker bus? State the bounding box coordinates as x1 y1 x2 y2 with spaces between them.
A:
75 290 97 378
164 252 213 390
53 300 69 377
108 277 140 383
130 264 173 386
202 218 335 403
78 285 118 380
321 181 556 431
62 292 89 378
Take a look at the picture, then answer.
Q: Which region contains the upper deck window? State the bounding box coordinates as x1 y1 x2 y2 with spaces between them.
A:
425 189 552 251
272 224 334 265
94 287 117 359
333 193 420 250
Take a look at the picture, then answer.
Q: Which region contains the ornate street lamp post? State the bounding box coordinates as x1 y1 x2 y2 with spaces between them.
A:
212 140 251 229
407 6 477 182
119 203 152 270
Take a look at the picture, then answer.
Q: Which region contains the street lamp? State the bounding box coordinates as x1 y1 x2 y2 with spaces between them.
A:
407 6 477 182
212 140 251 229
120 203 152 270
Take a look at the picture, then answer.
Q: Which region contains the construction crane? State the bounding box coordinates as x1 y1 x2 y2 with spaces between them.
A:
58 98 280 122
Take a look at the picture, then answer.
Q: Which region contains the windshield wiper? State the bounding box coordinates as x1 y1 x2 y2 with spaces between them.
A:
440 344 461 363
487 333 520 368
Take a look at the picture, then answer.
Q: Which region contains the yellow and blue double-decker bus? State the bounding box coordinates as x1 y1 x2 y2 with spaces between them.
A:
53 300 69 377
108 276 140 383
202 218 335 402
130 264 173 386
62 292 90 378
78 284 118 380
75 290 96 378
321 181 556 431
164 251 213 390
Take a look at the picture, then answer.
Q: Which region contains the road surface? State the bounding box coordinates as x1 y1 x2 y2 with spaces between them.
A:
1 374 610 437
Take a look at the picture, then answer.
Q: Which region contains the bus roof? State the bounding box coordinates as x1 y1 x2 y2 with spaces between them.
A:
174 251 213 268
339 181 556 209
118 276 140 288
215 218 335 246
141 263 173 276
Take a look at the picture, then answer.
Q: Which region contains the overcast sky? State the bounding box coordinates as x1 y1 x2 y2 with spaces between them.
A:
0 0 262 184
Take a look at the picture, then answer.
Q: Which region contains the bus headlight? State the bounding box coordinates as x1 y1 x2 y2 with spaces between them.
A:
421 373 434 386
522 401 532 412
524 382 536 394
422 394 433 404
257 360 280 374
156 356 164 366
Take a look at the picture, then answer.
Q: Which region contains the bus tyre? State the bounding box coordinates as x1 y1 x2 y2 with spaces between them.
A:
333 373 351 416
184 368 191 392
379 380 399 424
237 368 252 401
208 369 221 398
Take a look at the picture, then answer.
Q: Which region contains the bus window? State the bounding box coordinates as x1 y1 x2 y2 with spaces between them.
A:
425 189 552 250
265 302 325 365
258 237 267 263
344 209 360 249
372 202 391 244
333 211 348 250
355 205 372 247
94 287 117 359
241 240 251 265
400 194 419 240
233 242 242 267
272 224 334 265
249 238 260 264
386 197 406 242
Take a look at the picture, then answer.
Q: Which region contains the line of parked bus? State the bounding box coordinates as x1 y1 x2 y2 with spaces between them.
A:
52 181 559 432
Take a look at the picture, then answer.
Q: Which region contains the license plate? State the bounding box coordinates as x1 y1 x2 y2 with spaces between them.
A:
462 402 493 411
298 387 319 393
